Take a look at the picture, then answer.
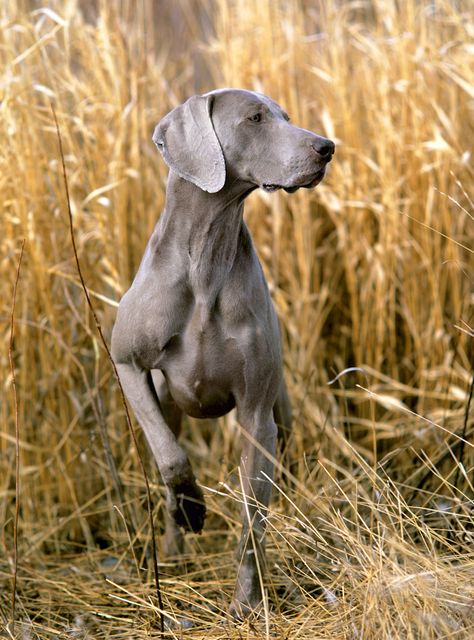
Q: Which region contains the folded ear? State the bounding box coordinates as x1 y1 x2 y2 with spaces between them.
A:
152 94 226 193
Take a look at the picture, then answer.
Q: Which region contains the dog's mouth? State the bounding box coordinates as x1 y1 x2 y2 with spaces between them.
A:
262 166 327 194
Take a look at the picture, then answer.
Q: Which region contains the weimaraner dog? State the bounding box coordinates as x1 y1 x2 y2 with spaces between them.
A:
111 88 334 617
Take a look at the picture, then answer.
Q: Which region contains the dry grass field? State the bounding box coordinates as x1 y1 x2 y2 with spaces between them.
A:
1 0 473 637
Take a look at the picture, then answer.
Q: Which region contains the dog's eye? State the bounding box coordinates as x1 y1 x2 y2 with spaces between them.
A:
248 113 262 123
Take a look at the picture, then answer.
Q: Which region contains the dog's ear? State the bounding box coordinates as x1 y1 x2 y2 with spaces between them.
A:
152 94 226 194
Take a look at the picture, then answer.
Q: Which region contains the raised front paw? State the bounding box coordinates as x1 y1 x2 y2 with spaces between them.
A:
167 478 206 533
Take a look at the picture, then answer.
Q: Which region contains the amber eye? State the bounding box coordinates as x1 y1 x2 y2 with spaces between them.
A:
248 113 262 123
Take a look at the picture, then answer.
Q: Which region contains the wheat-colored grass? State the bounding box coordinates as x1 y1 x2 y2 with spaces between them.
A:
1 0 473 638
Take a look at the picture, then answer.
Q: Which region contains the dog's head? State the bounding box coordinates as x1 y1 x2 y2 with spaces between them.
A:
153 89 334 194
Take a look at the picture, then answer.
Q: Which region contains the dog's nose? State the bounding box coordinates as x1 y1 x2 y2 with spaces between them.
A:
312 137 335 159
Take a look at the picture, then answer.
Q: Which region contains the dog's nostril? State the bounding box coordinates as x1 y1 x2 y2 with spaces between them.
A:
312 138 335 158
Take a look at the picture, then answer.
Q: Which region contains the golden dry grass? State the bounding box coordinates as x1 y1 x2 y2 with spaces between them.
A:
1 0 473 638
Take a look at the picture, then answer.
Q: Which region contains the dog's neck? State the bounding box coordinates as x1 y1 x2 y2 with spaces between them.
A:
157 171 257 309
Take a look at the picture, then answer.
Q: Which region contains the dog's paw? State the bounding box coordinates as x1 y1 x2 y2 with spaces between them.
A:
229 563 263 620
168 479 206 533
229 597 263 621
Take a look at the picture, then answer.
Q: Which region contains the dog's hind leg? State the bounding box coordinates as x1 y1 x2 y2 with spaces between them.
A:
273 377 292 448
151 369 183 437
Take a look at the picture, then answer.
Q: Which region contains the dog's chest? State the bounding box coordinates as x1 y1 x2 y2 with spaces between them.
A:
159 291 280 418
160 306 240 418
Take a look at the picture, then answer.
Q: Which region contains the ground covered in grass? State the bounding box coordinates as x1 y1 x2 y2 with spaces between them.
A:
2 461 474 638
1 0 473 638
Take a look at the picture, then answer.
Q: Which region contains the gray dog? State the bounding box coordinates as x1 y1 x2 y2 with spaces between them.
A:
111 88 334 617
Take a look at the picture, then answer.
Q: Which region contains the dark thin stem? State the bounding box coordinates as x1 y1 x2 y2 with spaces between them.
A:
9 238 25 631
51 104 164 633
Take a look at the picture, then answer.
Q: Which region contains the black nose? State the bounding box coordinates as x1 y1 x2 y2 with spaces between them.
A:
312 137 335 159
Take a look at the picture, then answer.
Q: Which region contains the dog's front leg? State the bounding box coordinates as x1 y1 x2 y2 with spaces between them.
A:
115 363 206 536
230 410 278 619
